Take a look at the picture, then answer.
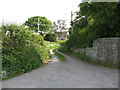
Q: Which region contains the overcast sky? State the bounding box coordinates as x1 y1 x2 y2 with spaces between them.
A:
0 0 82 27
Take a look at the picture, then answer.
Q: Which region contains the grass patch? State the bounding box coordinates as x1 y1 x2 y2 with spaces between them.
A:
69 52 118 69
44 41 60 50
53 50 66 62
69 52 92 63
59 49 118 69
57 39 68 44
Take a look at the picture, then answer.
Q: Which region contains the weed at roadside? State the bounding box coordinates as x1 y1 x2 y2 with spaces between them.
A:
53 50 66 62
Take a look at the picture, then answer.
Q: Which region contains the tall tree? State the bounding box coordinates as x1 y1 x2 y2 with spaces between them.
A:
78 2 120 37
25 16 52 34
66 2 120 49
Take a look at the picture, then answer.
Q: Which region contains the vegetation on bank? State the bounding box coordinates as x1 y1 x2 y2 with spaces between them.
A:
53 50 66 62
44 41 60 50
67 2 120 49
58 40 118 69
58 44 118 68
44 33 57 42
69 52 118 69
1 18 66 80
44 40 66 62
1 24 50 80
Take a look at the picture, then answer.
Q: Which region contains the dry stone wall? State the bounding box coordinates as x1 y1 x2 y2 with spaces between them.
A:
71 38 120 66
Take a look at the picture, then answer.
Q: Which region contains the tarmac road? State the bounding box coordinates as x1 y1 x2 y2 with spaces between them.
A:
1 51 118 88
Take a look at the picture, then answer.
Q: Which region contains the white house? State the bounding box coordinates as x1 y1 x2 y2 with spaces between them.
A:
54 30 69 40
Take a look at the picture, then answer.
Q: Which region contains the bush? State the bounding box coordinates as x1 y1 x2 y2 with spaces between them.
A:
57 40 68 45
53 50 66 62
58 46 68 53
66 25 98 49
58 40 68 53
66 2 120 50
2 45 50 80
1 24 50 80
44 33 56 42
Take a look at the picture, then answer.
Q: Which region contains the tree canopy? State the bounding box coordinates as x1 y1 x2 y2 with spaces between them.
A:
25 16 52 34
78 2 120 37
1 23 50 79
66 2 120 49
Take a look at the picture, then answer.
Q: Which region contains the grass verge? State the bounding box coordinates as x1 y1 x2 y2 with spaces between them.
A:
59 46 118 69
68 52 118 69
44 41 60 50
53 50 66 62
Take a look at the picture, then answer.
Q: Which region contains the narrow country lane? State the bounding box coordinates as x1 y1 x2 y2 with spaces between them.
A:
1 51 118 88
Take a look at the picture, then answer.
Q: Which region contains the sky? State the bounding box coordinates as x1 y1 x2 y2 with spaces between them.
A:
0 0 82 27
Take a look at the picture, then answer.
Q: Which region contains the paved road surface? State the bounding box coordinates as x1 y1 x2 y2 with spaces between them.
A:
1 51 118 88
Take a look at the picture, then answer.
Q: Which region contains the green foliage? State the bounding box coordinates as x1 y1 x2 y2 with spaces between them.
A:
69 52 118 69
66 2 120 49
25 16 52 34
2 24 35 48
44 33 57 42
57 40 68 53
78 2 120 37
2 46 41 74
58 46 68 53
71 16 88 34
44 41 60 50
36 45 50 60
57 40 68 45
67 25 98 49
70 52 92 63
53 50 66 62
1 24 50 80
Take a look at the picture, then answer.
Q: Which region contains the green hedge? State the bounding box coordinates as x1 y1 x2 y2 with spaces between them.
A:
1 24 50 80
44 33 57 42
66 25 98 49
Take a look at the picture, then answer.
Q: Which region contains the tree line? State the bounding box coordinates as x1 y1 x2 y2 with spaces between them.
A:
66 2 120 49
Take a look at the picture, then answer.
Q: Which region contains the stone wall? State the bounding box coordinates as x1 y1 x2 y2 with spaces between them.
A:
71 38 120 66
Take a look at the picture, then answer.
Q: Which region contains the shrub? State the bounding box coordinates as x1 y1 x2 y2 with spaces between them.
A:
66 2 120 50
58 40 68 53
53 50 66 62
58 46 68 53
57 40 68 45
44 33 57 42
1 24 50 80
66 25 98 49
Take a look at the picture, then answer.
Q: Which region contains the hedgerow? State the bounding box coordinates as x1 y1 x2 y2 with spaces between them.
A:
66 2 120 50
1 24 50 80
44 33 57 42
